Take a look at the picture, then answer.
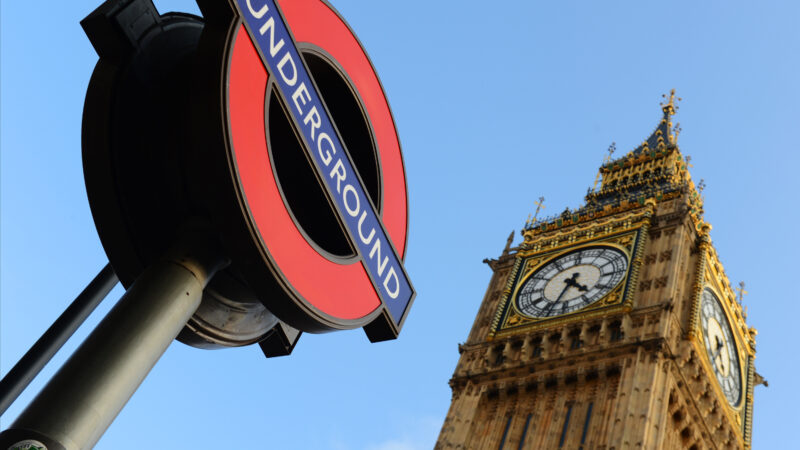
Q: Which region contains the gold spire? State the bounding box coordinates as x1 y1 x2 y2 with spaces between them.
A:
660 88 681 117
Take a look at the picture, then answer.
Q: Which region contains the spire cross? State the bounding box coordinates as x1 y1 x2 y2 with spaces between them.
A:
533 197 546 220
736 281 748 304
525 197 546 228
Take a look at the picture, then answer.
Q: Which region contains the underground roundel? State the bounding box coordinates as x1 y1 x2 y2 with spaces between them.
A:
195 0 414 341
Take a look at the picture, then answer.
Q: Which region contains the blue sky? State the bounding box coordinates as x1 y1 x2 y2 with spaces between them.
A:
2 0 798 448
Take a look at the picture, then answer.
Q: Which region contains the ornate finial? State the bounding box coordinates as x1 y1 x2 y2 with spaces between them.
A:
533 197 545 221
502 230 515 255
525 197 546 228
681 155 693 179
697 179 706 193
593 143 617 191
736 281 749 304
673 123 682 142
607 142 616 160
660 89 681 116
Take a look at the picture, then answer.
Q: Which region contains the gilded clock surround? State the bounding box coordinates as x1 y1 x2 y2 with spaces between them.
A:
436 91 759 450
698 287 742 407
515 245 629 318
489 213 651 339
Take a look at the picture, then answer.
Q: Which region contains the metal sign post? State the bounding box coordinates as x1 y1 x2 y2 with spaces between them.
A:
0 264 118 418
0 233 226 450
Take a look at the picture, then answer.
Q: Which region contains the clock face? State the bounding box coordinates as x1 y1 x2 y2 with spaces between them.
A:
700 288 742 406
515 246 628 318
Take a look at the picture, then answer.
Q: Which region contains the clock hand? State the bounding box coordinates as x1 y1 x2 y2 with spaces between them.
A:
712 338 724 369
556 273 584 302
564 273 589 292
554 283 572 303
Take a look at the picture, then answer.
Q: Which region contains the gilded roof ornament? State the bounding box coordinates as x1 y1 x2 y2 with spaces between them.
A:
607 142 617 159
593 143 616 190
532 197 546 222
524 197 546 229
681 155 693 181
660 88 681 117
660 89 682 143
736 281 748 304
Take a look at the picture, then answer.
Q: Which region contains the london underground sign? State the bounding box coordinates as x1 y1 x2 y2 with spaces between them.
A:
220 0 414 339
74 0 414 344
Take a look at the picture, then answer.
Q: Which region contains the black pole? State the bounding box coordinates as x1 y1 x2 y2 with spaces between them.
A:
0 263 118 417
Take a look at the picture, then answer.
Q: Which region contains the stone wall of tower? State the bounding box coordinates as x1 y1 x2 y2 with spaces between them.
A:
458 371 624 449
465 257 516 344
437 340 689 449
636 197 700 315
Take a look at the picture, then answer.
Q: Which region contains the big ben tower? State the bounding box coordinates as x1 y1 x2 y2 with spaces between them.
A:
436 92 758 449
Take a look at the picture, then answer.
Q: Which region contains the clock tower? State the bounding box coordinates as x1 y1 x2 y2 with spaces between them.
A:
436 92 758 449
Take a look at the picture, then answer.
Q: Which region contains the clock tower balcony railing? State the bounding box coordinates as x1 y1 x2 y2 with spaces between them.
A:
522 184 685 235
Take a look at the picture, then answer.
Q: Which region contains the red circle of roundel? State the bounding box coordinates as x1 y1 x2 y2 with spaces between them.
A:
226 0 408 322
